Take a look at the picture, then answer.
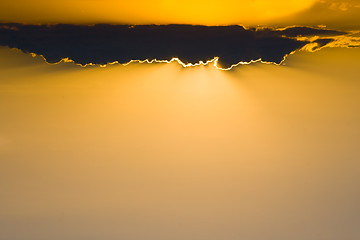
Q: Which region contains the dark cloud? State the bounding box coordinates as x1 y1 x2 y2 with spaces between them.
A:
275 27 346 37
0 23 348 68
314 38 336 47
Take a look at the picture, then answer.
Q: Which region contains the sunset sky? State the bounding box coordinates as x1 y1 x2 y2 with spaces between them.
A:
1 1 360 240
1 0 360 28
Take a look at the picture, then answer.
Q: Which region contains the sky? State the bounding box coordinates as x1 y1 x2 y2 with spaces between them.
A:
0 0 316 25
0 1 360 240
1 0 360 27
281 0 360 29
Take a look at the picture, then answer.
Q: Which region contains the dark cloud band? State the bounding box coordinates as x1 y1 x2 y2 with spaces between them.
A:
0 23 347 68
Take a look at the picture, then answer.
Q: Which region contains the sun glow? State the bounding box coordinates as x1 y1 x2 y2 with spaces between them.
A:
24 50 291 71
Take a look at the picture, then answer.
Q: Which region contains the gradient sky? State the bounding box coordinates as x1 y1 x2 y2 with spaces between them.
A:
0 0 316 25
1 45 360 240
0 1 360 240
1 0 360 28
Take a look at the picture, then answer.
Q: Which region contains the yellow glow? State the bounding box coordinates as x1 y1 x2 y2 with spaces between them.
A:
27 52 287 71
0 0 316 25
1 46 360 240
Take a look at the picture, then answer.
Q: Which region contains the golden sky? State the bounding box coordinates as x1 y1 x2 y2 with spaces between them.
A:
1 0 360 28
276 0 360 29
0 0 317 25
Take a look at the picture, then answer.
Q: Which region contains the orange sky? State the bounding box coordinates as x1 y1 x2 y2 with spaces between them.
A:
1 0 360 28
0 0 316 25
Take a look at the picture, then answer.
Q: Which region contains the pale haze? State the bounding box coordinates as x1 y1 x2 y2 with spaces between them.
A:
1 47 360 240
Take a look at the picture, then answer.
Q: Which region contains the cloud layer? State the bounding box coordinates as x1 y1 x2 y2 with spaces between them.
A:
0 23 348 68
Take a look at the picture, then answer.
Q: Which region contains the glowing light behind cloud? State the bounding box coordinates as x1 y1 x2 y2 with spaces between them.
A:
0 23 350 70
